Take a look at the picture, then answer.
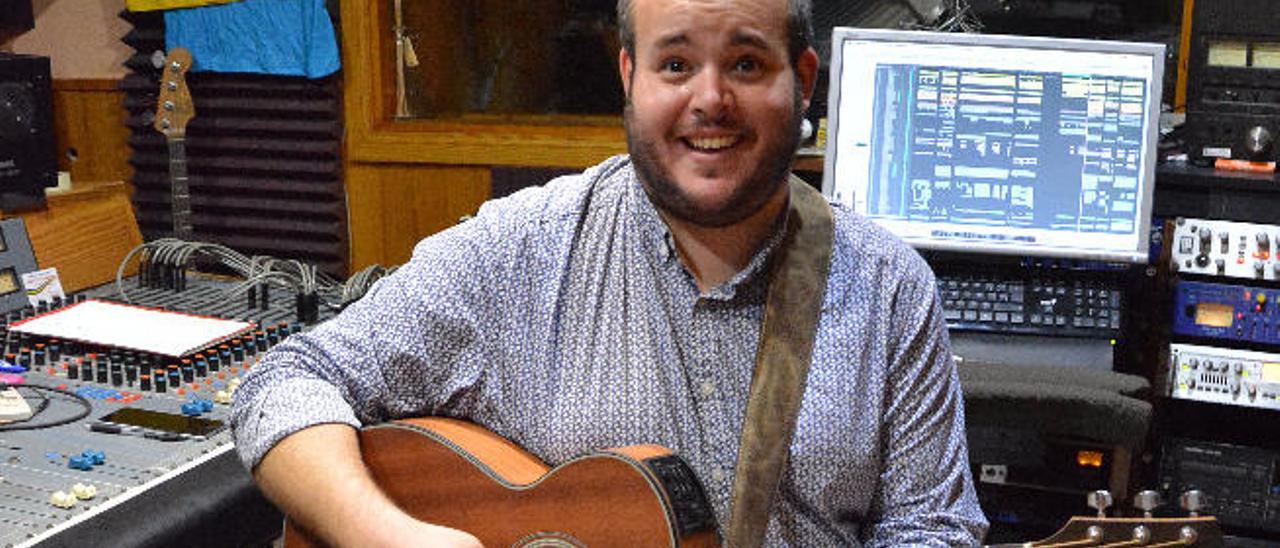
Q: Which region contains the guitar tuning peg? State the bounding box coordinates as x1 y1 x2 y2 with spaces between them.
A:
1180 489 1205 517
1087 489 1113 518
1134 489 1161 518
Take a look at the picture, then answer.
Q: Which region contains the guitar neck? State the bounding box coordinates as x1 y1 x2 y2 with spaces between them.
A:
166 136 193 240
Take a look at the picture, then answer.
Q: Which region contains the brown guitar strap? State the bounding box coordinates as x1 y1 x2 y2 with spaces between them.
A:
724 176 834 548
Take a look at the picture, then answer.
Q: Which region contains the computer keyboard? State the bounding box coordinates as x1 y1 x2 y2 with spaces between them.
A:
937 273 1122 338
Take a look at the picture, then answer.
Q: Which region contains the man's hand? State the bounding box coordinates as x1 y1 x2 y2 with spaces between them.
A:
385 519 484 548
254 424 485 548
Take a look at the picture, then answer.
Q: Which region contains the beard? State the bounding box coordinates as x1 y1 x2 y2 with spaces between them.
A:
624 86 806 228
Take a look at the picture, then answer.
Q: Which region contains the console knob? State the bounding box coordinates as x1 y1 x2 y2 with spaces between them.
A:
1256 262 1266 277
1245 125 1274 159
1258 232 1271 251
1216 258 1226 272
71 483 97 500
50 490 76 509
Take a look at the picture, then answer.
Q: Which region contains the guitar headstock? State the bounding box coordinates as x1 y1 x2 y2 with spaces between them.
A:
1018 490 1224 547
1035 515 1223 547
154 47 195 138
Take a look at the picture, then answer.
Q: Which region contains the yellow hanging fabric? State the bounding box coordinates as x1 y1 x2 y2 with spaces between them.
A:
126 0 242 12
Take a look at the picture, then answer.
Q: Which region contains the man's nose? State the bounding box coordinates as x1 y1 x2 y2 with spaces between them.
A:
688 67 735 121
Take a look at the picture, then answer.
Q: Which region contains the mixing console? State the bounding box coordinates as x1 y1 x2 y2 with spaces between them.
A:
0 275 336 547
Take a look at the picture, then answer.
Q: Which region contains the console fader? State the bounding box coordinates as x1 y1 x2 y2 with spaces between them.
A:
0 276 335 547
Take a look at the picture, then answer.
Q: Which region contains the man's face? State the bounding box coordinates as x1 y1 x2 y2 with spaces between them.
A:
620 0 818 227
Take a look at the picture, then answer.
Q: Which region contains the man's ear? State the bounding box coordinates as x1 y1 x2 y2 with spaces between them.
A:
619 48 633 98
796 47 819 111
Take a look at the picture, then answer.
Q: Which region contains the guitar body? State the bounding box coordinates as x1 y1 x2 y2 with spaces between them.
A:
284 418 720 547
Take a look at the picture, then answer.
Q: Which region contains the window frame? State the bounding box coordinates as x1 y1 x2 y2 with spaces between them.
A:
342 1 628 168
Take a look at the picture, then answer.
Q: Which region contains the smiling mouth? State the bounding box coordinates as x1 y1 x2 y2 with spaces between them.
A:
684 135 741 152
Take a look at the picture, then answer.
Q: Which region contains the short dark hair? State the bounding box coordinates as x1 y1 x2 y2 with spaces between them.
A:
617 0 813 67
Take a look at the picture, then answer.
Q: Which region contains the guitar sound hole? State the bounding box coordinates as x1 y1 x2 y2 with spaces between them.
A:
512 531 587 548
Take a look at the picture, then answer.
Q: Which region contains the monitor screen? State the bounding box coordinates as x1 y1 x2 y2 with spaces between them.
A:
821 29 1164 264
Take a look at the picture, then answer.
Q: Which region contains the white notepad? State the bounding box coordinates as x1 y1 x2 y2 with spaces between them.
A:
10 299 254 357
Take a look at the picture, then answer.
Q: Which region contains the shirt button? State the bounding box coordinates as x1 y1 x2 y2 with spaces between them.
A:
699 381 715 397
711 469 726 483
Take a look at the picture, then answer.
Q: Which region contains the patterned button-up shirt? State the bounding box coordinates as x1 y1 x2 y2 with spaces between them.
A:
232 155 987 546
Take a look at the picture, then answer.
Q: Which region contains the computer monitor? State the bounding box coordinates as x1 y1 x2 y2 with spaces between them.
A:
821 29 1165 264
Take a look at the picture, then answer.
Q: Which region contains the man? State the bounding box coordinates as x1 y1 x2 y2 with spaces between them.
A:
231 0 988 545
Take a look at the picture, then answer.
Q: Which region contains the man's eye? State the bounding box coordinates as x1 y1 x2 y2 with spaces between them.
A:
662 59 688 73
733 58 761 73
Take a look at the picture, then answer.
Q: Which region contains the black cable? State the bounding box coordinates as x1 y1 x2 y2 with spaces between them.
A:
18 384 50 416
0 384 93 432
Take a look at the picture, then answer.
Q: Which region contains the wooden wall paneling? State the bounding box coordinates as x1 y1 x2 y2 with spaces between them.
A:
50 79 131 183
346 163 490 270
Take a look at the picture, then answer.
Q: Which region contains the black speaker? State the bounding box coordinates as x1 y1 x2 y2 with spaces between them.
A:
0 53 56 211
0 0 34 43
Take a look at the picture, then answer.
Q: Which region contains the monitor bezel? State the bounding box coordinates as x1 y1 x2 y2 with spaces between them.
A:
819 28 1166 265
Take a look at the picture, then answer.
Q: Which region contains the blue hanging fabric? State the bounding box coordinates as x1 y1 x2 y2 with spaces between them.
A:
164 0 340 78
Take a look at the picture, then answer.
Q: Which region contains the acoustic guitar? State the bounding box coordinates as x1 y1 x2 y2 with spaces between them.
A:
153 47 196 240
283 418 1225 548
283 417 721 547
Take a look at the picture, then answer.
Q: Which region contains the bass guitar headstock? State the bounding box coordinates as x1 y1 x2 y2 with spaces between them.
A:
995 489 1224 547
153 47 195 138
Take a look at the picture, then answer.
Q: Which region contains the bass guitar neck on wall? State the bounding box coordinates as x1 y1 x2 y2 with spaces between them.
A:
153 47 195 240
